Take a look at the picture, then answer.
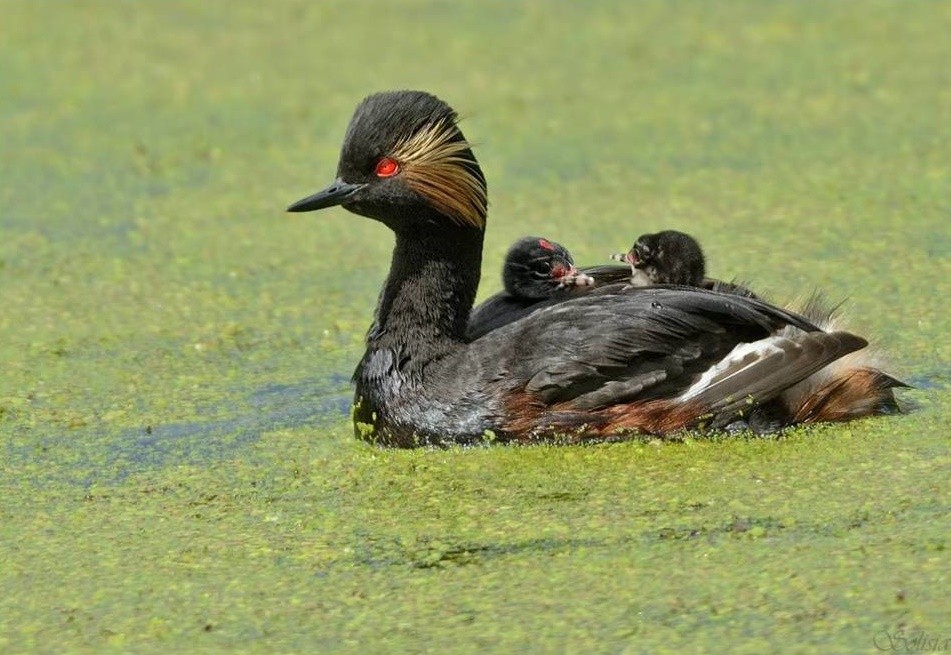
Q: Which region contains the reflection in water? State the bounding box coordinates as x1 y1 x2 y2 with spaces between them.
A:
126 380 350 465
12 375 353 487
905 373 947 390
123 375 352 468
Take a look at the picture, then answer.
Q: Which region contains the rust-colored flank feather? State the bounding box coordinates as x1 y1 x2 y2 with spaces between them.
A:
792 367 905 423
390 118 487 229
775 295 909 426
502 390 704 443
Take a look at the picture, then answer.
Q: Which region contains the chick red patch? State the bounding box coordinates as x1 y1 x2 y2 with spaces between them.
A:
538 239 555 251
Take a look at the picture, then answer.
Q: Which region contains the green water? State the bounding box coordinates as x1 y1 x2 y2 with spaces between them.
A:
2 1 949 653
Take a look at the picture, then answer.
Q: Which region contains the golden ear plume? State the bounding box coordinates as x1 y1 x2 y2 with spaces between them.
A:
390 119 487 229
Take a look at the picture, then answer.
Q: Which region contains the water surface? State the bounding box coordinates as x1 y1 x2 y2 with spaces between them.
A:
2 2 949 653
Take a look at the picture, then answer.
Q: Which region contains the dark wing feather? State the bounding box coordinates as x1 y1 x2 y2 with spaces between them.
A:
683 330 869 426
467 265 633 340
470 287 832 414
702 277 761 299
466 293 539 341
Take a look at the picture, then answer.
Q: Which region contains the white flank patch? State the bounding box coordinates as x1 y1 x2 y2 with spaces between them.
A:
678 336 789 401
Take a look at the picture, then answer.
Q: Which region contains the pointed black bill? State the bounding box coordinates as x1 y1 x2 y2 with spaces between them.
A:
287 180 366 213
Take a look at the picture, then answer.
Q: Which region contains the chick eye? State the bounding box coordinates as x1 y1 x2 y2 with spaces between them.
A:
374 157 400 178
550 264 568 278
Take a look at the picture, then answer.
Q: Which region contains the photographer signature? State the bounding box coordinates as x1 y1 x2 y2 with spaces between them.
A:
874 629 950 652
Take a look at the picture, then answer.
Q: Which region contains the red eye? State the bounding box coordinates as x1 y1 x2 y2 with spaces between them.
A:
550 264 567 278
375 157 400 178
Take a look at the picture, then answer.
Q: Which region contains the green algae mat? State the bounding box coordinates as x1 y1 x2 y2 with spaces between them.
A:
3 1 949 653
